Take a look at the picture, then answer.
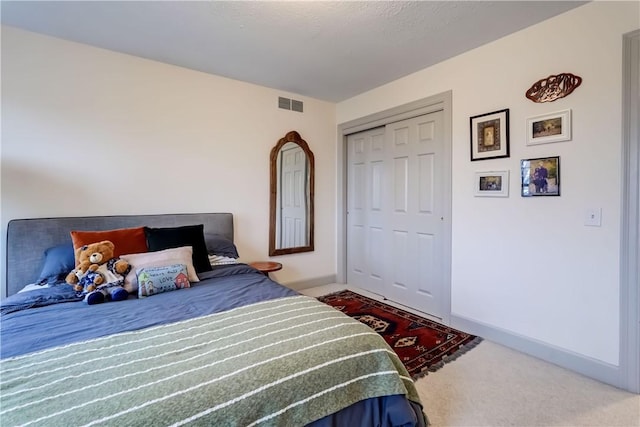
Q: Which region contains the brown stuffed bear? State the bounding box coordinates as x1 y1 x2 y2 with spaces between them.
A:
65 240 131 304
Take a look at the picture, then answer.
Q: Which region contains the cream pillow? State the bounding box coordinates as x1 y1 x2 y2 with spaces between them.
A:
120 246 199 293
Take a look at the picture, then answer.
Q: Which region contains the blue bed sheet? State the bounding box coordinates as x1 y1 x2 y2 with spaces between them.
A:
0 282 83 315
0 263 427 427
0 264 296 358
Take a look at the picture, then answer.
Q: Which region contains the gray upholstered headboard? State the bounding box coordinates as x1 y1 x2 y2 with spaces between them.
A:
5 213 234 297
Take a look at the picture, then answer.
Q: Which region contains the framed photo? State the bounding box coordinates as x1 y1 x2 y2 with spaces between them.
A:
470 108 510 161
526 109 571 145
521 156 560 197
474 171 509 197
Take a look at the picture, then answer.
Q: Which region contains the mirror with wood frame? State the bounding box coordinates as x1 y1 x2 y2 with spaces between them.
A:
269 131 315 256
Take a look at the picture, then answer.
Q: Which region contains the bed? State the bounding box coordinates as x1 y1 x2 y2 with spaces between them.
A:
1 213 427 427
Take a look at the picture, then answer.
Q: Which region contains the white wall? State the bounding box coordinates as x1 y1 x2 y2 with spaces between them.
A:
2 1 637 369
0 26 336 297
337 1 639 366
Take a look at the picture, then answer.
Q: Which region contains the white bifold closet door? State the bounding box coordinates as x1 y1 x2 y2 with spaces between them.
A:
347 111 446 319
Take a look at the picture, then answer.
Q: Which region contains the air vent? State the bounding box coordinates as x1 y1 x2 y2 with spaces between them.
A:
278 97 291 110
278 96 303 113
291 99 303 112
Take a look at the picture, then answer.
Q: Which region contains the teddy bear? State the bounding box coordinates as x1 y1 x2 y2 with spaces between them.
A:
65 240 131 305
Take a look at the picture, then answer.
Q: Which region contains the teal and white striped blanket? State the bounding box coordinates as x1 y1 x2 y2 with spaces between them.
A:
1 295 422 426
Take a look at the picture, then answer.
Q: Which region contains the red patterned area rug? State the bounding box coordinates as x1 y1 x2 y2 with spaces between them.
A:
318 289 482 380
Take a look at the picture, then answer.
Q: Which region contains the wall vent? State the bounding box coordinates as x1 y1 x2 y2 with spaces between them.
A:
278 97 291 110
278 96 303 113
291 99 304 112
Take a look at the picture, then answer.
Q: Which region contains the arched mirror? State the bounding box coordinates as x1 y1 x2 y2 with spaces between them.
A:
269 131 314 256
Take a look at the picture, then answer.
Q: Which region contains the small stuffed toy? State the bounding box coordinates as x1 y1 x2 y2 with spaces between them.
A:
66 240 131 305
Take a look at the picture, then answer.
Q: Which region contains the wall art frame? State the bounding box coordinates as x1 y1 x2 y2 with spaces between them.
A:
474 170 509 197
526 109 572 145
521 156 560 197
470 108 510 161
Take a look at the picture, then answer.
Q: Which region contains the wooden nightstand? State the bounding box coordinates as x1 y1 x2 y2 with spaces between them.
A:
249 261 282 277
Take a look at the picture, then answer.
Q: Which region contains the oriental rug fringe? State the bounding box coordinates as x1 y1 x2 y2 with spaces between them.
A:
318 289 482 380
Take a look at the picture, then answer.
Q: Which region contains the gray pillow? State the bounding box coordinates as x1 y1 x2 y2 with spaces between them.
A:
205 233 239 258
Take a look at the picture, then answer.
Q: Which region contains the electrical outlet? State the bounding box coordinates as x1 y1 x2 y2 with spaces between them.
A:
584 208 602 227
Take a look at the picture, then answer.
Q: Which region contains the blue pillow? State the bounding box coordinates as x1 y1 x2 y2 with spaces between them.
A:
205 233 239 259
37 243 75 284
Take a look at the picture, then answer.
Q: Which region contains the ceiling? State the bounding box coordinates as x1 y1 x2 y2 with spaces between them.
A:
1 1 587 102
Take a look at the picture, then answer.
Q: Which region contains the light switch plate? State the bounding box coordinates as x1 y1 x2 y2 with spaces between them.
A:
584 208 602 227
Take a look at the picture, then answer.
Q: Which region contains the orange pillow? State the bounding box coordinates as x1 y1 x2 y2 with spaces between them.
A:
70 227 148 261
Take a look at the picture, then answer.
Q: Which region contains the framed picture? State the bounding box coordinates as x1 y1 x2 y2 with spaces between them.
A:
526 109 571 145
474 171 509 197
470 108 510 161
521 156 560 197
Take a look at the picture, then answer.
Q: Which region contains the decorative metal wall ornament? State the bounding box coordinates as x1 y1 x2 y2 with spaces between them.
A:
525 73 582 103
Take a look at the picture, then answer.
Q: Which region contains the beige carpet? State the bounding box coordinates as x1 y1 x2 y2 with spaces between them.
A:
416 340 640 427
302 285 639 426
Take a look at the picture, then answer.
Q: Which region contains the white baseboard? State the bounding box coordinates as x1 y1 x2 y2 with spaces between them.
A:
451 313 628 392
282 275 337 291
